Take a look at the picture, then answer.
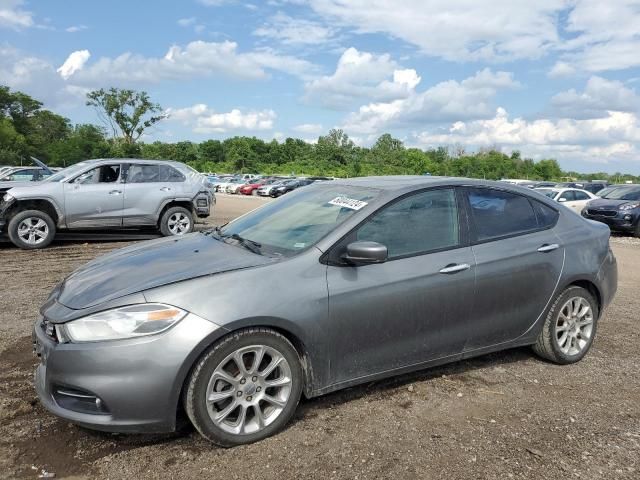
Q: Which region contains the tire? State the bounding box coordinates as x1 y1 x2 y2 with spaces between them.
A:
532 286 599 364
8 209 56 250
159 206 193 236
184 328 303 447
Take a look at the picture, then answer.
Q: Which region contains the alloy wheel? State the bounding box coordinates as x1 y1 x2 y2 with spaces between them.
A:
555 296 594 356
167 212 191 235
205 345 292 435
17 217 49 245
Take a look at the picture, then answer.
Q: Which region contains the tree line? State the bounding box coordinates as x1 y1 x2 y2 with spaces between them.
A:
1 85 638 183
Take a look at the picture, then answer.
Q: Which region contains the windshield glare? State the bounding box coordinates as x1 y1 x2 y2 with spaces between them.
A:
219 185 380 256
45 162 89 182
600 186 640 201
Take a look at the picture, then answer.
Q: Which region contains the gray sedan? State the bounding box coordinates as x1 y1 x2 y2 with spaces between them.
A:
33 176 617 446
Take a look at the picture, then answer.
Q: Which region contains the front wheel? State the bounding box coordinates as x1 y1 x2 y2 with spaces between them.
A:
184 328 303 447
8 210 56 249
532 286 598 364
159 206 193 236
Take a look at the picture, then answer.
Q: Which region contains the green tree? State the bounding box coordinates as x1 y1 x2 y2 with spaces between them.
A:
86 88 166 144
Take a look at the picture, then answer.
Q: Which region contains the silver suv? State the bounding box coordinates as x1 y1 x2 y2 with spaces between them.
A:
0 159 214 249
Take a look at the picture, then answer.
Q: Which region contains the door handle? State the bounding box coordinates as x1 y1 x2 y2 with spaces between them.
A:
537 243 559 253
160 187 172 192
108 190 122 195
439 263 471 274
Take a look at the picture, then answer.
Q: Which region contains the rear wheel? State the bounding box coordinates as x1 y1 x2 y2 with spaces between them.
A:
532 286 598 364
184 328 303 447
159 206 193 236
8 210 56 250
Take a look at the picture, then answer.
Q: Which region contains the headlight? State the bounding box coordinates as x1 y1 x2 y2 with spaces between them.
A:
3 193 14 202
619 203 640 210
64 304 187 342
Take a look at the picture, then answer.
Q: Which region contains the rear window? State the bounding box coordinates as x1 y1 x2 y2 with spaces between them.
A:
466 187 539 242
532 201 559 228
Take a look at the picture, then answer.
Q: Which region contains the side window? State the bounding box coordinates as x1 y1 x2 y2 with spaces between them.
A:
467 187 538 242
127 164 160 183
9 169 35 181
559 191 576 202
532 201 559 228
74 165 121 184
356 188 460 259
573 191 590 201
159 165 185 182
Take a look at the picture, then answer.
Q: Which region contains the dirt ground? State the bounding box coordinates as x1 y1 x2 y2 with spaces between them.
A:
0 195 638 480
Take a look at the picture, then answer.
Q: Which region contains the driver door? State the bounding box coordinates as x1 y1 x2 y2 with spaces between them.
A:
325 188 475 386
64 164 124 228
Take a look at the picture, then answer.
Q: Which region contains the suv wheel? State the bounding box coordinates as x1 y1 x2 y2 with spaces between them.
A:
8 210 56 250
532 286 598 364
184 328 303 447
160 206 193 236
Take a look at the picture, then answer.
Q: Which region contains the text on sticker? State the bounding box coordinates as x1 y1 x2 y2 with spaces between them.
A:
328 196 368 210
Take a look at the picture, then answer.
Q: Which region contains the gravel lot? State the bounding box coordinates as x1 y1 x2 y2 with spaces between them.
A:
1 195 638 479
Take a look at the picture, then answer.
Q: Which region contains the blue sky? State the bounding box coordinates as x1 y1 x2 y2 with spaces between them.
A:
1 0 640 174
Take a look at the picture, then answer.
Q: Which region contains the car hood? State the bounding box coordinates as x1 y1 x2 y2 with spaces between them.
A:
587 198 633 209
57 232 275 310
0 180 46 192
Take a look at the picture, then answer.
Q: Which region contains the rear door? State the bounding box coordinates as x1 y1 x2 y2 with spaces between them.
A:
326 187 476 385
462 187 564 350
64 164 124 228
122 163 186 226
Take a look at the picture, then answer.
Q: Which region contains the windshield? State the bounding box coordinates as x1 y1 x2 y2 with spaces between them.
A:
217 184 380 257
600 186 640 201
535 188 557 199
45 162 90 182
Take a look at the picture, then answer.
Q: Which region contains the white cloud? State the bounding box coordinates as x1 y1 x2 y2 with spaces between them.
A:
548 61 576 78
0 45 85 107
65 25 87 33
168 104 276 133
551 76 640 119
304 47 421 108
197 0 234 5
305 0 565 62
254 12 337 45
343 68 519 134
292 123 323 134
0 0 33 29
63 40 317 86
413 108 640 164
552 0 640 73
177 17 197 27
57 50 91 79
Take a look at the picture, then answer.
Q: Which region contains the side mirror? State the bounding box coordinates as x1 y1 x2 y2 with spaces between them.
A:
343 241 388 265
558 197 567 202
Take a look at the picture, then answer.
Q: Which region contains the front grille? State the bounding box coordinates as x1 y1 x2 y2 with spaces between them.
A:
587 209 618 217
41 318 58 343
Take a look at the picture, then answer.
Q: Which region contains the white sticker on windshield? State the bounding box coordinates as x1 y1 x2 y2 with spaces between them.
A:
328 196 368 211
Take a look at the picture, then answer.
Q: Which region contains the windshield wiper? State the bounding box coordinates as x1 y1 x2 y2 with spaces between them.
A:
223 233 263 255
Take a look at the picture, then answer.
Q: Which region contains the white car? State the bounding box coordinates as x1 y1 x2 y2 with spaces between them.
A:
535 187 598 213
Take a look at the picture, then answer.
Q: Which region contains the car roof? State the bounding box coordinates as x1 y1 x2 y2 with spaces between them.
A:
77 158 187 168
329 175 523 191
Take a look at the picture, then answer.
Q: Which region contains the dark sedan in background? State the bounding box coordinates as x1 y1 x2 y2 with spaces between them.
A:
33 177 617 447
582 184 640 237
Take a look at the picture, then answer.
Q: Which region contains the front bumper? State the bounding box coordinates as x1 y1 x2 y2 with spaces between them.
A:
583 209 639 232
0 197 15 233
33 312 222 433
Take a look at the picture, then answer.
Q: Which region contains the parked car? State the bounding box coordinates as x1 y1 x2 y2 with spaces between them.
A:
270 179 314 197
224 178 248 194
534 187 598 214
256 179 291 197
33 177 616 446
582 184 640 237
0 159 214 249
0 157 54 194
238 179 274 196
555 181 609 195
